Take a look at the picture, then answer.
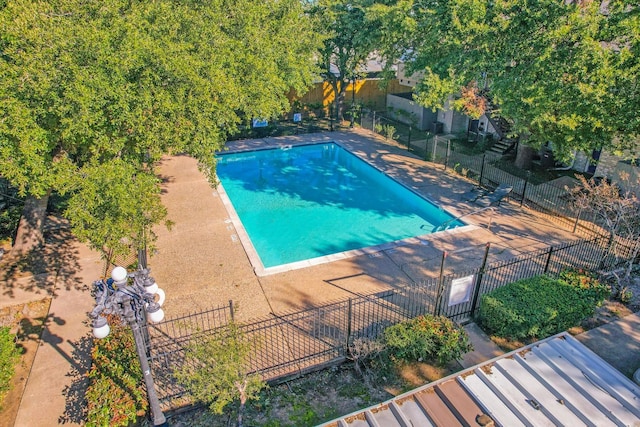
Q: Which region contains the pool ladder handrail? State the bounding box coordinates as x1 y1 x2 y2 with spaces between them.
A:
432 206 496 232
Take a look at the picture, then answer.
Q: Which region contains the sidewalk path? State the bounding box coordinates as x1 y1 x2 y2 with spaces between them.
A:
576 311 640 379
459 322 504 369
11 241 103 427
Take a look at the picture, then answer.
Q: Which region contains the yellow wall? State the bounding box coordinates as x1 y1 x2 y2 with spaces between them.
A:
291 79 407 112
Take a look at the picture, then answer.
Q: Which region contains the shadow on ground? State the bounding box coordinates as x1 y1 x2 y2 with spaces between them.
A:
0 217 86 300
59 334 91 424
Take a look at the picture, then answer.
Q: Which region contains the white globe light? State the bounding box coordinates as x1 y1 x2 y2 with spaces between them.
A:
145 281 159 294
92 319 111 339
147 307 165 323
154 288 165 307
111 266 128 284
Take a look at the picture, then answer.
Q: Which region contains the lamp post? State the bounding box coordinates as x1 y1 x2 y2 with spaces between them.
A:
90 266 168 427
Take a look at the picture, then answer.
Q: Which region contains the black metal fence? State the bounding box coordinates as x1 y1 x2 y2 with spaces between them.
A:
149 233 626 411
398 136 607 239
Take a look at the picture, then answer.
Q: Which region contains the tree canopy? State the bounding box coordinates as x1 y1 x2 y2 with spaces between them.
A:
376 0 640 160
307 0 386 122
0 0 319 258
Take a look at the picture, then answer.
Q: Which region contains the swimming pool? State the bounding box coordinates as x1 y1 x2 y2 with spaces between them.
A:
216 142 464 273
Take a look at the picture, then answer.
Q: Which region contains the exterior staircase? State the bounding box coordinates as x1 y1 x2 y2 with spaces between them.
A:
484 98 516 155
487 138 515 155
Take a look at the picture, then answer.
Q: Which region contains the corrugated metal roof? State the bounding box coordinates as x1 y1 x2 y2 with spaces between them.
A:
319 333 640 427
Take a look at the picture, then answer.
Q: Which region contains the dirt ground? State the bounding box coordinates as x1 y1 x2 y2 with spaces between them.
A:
166 358 462 427
0 298 51 427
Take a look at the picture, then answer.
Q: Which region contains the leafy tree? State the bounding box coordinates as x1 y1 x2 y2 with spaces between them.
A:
307 0 384 124
174 323 265 427
376 0 640 167
0 0 319 260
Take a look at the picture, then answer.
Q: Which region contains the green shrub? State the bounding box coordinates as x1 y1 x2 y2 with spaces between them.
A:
478 272 610 341
86 321 147 427
382 315 472 366
558 269 611 301
382 124 397 140
0 327 20 409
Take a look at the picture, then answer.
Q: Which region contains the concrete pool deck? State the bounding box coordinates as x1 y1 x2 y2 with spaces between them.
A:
150 129 584 321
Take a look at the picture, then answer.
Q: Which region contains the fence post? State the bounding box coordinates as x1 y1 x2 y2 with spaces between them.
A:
444 139 450 171
598 232 616 270
372 111 376 132
346 298 353 351
470 243 491 317
435 251 448 315
520 172 530 207
479 154 486 186
229 300 235 322
543 246 554 273
432 135 438 162
407 125 412 151
572 209 582 233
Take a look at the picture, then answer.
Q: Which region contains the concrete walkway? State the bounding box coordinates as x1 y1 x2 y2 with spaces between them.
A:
576 311 640 380
2 240 103 426
459 322 505 369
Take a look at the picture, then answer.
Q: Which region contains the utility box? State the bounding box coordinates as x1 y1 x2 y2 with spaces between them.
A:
431 121 444 134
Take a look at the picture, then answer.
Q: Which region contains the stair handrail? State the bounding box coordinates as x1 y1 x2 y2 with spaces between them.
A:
432 206 496 232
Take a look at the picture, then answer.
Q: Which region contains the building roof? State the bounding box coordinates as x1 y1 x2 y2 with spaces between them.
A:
319 333 640 426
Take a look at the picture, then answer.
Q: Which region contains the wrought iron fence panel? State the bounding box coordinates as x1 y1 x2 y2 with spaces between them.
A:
610 235 640 263
446 151 485 183
480 247 553 295
544 237 608 275
148 303 233 354
424 136 452 164
523 181 576 218
477 162 523 196
349 290 407 340
242 312 342 381
398 280 440 318
150 350 189 411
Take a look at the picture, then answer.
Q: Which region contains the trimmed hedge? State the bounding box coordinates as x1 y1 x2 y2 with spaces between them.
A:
382 315 472 366
478 271 610 341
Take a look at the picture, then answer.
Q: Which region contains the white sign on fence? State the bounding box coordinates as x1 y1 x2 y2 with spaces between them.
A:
252 118 268 128
448 275 475 306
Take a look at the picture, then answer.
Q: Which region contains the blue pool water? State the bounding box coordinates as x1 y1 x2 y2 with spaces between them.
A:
216 143 464 269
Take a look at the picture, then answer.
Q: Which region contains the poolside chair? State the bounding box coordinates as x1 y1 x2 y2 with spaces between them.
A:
462 186 486 202
474 184 513 207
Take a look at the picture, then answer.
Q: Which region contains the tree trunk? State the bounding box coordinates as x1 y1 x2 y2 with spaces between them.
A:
11 192 50 256
237 395 246 427
336 80 347 123
514 144 537 170
329 79 348 125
